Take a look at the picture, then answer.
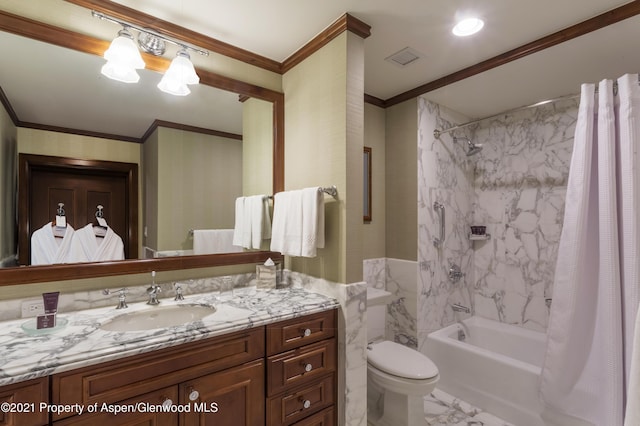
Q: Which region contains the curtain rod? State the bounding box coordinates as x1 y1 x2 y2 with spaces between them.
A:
433 93 579 139
434 74 640 139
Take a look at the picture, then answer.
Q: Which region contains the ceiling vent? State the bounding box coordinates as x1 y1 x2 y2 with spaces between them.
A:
385 47 421 67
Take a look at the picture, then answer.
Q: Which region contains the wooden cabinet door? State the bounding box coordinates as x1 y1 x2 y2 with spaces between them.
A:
180 360 264 426
0 378 48 426
53 386 178 426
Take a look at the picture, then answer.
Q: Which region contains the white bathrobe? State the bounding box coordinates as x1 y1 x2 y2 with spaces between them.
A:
69 224 125 263
30 223 75 265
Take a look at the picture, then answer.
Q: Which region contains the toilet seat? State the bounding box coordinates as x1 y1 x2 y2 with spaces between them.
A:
367 340 438 379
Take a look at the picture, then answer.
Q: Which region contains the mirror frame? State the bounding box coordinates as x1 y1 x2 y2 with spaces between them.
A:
0 5 285 285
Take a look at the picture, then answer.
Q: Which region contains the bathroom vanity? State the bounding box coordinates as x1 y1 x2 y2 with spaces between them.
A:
0 287 338 426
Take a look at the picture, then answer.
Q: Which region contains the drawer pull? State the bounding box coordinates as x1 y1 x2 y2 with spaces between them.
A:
162 398 173 409
303 362 313 372
188 388 200 401
302 399 311 409
302 328 312 337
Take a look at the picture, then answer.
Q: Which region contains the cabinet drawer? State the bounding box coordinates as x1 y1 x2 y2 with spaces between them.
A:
52 327 263 420
267 339 336 396
293 407 334 426
267 374 334 426
266 309 336 355
0 377 48 426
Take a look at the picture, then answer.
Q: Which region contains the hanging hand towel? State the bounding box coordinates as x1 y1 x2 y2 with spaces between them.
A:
232 197 247 248
249 195 271 249
193 229 243 254
270 190 303 256
270 187 325 257
301 187 325 257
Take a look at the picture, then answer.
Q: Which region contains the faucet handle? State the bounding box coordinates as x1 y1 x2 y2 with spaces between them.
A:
103 288 128 309
174 282 184 301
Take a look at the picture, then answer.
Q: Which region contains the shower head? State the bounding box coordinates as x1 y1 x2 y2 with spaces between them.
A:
453 137 483 156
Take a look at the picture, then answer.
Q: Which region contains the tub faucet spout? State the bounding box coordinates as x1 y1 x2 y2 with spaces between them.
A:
452 303 470 314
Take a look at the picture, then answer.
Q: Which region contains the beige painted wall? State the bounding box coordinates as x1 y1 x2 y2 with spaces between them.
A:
145 127 243 252
283 32 364 284
0 103 17 263
363 103 386 260
242 98 273 196
385 98 418 261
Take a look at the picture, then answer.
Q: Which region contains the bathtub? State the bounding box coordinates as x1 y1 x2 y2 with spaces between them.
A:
425 316 546 426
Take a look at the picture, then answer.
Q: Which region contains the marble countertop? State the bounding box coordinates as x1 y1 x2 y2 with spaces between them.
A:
0 286 339 386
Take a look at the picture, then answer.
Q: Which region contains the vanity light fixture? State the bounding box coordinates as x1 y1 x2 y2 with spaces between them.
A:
92 11 208 95
101 27 145 83
157 49 200 96
452 17 484 37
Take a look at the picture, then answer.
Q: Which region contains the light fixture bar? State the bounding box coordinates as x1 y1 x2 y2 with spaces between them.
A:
91 10 209 57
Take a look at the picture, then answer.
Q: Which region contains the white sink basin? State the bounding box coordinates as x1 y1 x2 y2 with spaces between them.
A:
100 304 216 332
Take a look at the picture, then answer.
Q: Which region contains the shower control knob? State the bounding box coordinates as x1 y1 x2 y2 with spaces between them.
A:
188 388 200 401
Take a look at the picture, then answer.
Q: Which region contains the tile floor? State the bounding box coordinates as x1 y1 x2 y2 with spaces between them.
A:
424 389 514 426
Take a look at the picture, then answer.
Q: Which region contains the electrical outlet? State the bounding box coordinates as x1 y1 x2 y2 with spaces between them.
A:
21 300 44 318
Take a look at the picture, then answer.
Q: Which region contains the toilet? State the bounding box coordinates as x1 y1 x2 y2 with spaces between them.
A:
366 287 439 426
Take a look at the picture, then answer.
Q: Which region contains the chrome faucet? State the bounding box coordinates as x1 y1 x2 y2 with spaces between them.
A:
147 271 161 305
451 303 471 341
174 282 184 301
103 287 128 309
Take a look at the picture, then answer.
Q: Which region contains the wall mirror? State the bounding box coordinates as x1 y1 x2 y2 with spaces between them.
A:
0 7 284 285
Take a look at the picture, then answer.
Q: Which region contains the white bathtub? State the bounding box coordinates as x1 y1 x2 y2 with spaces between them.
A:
425 316 546 426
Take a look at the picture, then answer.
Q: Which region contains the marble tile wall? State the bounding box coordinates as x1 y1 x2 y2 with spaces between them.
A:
471 98 577 331
416 98 475 354
416 96 577 333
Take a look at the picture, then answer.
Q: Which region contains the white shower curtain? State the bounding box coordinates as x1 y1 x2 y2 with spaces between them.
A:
539 74 640 426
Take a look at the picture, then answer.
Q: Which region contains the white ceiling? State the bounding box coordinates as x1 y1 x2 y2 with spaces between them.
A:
108 0 640 115
2 0 640 137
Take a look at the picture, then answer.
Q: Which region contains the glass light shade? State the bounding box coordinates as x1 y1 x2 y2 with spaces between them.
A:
452 18 484 37
101 29 145 83
157 76 191 96
157 50 199 96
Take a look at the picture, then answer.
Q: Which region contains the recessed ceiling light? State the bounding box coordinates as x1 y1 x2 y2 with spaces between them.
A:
452 17 484 37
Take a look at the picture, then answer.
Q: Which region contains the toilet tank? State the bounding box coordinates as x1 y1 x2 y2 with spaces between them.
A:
367 287 393 342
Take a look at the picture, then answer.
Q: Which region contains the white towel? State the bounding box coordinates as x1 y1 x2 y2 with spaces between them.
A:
233 195 271 249
270 190 302 256
232 197 244 247
193 229 242 254
248 195 272 249
625 304 640 425
270 187 325 257
301 187 325 257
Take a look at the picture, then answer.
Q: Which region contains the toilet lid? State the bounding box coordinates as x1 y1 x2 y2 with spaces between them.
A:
368 341 438 379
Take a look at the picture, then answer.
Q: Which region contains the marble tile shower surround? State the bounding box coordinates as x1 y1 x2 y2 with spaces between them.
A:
471 98 577 331
416 96 577 334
